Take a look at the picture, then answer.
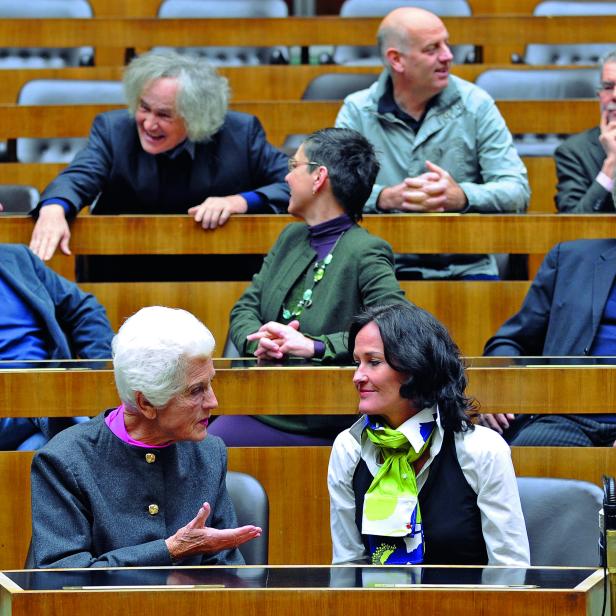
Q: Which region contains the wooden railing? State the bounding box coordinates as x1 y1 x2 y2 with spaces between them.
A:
1 362 615 417
0 16 612 64
1 214 613 256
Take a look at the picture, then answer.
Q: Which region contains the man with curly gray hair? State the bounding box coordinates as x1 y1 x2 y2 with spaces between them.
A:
30 51 289 261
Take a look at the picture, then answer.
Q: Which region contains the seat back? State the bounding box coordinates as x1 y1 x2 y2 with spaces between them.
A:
517 477 603 566
333 0 475 65
157 0 288 65
0 0 93 68
283 72 378 152
226 471 269 565
475 68 598 156
523 1 616 65
0 184 40 214
16 79 125 163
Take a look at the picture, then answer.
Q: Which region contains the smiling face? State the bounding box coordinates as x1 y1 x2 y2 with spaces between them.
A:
352 321 416 429
135 77 188 155
152 356 218 444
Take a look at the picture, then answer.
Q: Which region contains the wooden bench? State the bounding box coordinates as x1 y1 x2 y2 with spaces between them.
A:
2 445 614 568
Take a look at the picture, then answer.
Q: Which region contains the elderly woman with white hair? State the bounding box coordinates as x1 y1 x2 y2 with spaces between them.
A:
29 306 261 568
29 49 289 261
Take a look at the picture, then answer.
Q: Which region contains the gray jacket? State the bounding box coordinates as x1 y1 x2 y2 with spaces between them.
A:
30 412 244 568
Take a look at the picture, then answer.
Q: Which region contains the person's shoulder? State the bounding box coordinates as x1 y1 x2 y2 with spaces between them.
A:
454 424 511 461
556 126 600 153
95 109 133 129
279 222 309 242
220 111 256 130
330 426 361 467
451 75 494 108
36 414 106 462
557 238 616 259
348 224 393 251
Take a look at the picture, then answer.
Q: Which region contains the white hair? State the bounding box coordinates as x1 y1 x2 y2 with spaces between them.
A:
112 306 215 409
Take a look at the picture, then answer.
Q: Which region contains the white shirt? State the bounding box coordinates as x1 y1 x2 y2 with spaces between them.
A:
328 410 530 566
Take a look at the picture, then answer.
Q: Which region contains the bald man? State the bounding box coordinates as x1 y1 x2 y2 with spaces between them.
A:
336 7 530 280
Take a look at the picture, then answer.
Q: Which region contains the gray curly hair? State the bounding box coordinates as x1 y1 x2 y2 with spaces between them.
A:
123 50 230 142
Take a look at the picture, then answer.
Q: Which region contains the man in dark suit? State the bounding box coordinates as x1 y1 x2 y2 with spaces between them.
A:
29 50 289 262
483 239 616 446
0 241 114 449
555 51 616 213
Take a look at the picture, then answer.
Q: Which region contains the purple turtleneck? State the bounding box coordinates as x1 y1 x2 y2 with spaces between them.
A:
308 213 354 260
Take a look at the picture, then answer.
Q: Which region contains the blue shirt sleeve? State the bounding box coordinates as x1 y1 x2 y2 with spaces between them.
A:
39 198 76 219
240 191 273 214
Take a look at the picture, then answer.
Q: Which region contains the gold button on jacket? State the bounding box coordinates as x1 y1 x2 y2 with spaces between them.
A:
145 453 156 464
148 504 159 515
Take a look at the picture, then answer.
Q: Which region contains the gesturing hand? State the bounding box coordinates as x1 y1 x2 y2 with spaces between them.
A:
165 502 262 561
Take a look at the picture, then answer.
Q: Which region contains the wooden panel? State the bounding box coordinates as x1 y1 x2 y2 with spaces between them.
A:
81 281 248 351
2 582 600 616
80 280 529 357
0 16 613 48
1 214 614 255
0 64 594 104
526 157 557 213
0 101 598 144
2 365 616 417
404 280 529 356
1 446 613 569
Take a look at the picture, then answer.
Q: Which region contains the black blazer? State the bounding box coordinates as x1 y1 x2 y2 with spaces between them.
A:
484 239 616 356
37 109 290 216
554 126 614 213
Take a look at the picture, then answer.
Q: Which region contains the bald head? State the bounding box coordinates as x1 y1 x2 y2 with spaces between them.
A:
377 7 446 62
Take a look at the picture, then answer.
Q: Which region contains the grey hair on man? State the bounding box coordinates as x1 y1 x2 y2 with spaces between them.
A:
112 306 216 411
601 50 616 74
123 50 230 142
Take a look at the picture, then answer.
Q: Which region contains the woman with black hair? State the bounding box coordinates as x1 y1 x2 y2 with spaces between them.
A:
328 302 529 566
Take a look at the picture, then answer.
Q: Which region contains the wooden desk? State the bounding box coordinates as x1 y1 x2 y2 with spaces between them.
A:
1 214 615 257
2 362 616 417
1 445 614 568
0 566 606 616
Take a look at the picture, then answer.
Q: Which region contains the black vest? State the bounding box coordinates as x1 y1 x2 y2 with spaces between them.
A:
353 429 488 565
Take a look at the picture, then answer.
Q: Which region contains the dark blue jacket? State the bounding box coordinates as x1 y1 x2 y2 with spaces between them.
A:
0 244 113 359
37 109 289 216
484 239 616 356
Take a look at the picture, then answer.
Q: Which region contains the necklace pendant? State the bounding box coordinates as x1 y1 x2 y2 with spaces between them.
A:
282 308 291 319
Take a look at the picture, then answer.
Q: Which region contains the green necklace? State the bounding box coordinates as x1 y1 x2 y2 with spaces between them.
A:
282 232 345 320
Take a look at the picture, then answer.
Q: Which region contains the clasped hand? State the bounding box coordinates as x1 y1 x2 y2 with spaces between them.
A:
165 502 262 561
246 320 315 359
378 161 467 213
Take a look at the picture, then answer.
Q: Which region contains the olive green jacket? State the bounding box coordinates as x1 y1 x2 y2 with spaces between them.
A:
230 222 406 363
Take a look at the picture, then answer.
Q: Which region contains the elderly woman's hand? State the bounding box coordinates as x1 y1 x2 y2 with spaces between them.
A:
247 320 315 359
165 502 262 561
